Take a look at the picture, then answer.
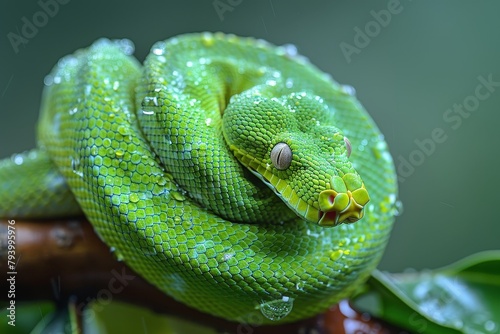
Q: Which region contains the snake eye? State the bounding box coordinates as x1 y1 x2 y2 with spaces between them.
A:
344 136 352 158
271 143 292 170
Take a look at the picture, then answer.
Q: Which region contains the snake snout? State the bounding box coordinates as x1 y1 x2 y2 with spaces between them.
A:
317 174 370 226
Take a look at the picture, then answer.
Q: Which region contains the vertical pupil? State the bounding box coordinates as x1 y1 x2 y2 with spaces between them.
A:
277 148 283 164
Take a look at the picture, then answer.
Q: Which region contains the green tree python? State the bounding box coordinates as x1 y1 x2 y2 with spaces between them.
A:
0 32 398 324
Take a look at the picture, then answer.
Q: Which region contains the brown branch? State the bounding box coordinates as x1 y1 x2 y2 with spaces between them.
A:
0 217 402 333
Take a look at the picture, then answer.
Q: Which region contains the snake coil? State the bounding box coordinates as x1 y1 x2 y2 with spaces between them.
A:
0 33 397 323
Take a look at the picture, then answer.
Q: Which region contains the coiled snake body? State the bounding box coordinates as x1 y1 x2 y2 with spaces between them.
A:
0 33 397 323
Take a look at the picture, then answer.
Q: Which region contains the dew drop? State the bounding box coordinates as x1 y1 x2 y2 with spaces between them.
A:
12 154 24 165
393 200 404 216
375 140 387 151
143 96 158 107
44 75 54 86
341 85 356 96
266 79 277 87
340 238 352 247
222 253 233 261
285 78 294 88
485 320 497 332
357 138 368 152
186 61 193 68
113 81 120 91
142 110 155 115
201 32 214 47
58 55 77 68
205 118 212 126
71 157 83 178
260 296 294 321
372 140 388 160
306 229 320 238
256 38 270 49
153 47 164 56
281 44 298 58
68 107 78 115
116 38 135 55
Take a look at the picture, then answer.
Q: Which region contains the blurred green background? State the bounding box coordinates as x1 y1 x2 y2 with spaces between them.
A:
1 0 498 273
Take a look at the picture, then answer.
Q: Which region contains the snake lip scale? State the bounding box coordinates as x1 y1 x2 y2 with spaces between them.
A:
0 32 398 324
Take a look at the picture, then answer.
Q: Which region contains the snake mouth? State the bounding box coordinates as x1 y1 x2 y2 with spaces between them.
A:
317 191 365 227
318 210 339 226
317 174 370 227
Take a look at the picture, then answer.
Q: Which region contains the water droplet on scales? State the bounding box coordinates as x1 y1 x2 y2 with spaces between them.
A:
393 199 404 216
12 154 24 165
116 38 135 55
282 44 298 57
201 32 214 47
71 157 84 178
341 84 356 96
142 95 159 115
259 296 294 321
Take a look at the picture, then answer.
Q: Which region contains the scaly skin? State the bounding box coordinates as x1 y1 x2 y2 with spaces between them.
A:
0 33 397 324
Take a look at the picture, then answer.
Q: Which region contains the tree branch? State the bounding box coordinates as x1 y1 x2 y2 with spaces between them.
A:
0 217 401 333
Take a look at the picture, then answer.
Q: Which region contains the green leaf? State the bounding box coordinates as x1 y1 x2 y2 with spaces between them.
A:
355 251 500 334
88 300 218 334
0 301 55 334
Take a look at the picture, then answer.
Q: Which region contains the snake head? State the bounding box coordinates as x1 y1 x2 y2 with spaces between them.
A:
223 89 370 226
